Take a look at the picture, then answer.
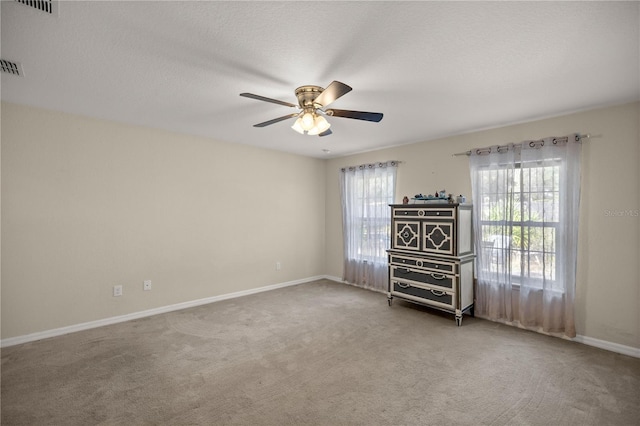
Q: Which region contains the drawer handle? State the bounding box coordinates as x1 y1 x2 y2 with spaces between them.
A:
430 273 446 280
430 289 446 297
397 282 410 289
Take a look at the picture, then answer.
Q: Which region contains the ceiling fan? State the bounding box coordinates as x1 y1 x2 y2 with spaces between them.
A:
239 81 383 137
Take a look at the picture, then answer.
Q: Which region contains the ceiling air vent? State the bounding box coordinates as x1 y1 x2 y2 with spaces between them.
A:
13 0 57 15
0 59 24 77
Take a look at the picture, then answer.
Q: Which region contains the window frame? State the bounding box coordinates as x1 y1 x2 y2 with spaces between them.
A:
476 160 563 290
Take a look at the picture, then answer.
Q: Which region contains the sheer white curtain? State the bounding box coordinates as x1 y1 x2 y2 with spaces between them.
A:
340 161 398 292
470 135 582 337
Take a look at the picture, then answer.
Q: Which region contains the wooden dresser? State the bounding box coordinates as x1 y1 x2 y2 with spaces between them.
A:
387 203 475 325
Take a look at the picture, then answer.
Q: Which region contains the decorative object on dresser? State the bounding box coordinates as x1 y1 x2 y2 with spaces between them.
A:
387 203 475 325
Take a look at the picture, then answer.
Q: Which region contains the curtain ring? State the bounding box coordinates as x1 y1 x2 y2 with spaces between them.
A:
552 138 558 145
368 164 374 169
378 162 384 168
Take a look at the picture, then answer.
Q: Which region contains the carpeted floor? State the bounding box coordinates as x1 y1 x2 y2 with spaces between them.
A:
2 279 639 425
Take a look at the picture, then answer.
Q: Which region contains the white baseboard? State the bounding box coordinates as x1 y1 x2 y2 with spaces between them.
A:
574 335 640 358
476 314 640 359
0 276 325 348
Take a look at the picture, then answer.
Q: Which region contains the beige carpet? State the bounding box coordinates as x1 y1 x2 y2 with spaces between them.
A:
2 279 639 425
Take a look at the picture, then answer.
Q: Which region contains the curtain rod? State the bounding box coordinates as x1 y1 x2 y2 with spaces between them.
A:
340 160 402 172
452 133 592 157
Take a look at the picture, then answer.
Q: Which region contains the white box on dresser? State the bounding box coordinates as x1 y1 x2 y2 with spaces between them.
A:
387 203 475 325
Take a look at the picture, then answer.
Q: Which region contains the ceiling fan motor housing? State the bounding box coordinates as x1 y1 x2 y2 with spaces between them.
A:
295 85 324 109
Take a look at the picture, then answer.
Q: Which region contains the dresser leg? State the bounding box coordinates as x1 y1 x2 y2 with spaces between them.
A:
387 297 393 307
455 309 462 326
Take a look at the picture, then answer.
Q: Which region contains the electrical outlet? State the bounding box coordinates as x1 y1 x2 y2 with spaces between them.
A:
143 280 152 291
113 285 123 297
276 261 281 271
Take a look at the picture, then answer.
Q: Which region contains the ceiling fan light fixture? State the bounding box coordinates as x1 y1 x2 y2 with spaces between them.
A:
301 111 315 131
292 113 331 136
316 115 330 131
307 115 330 135
291 117 305 134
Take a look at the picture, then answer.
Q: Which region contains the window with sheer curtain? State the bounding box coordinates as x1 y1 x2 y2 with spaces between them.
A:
470 135 581 337
340 161 398 292
477 163 562 286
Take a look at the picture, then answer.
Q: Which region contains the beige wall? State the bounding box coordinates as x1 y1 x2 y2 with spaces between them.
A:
1 102 326 338
325 102 640 349
2 102 639 350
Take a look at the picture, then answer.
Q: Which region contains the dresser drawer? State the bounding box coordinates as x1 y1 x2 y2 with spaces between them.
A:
391 281 454 309
393 208 454 219
389 255 455 274
390 265 454 290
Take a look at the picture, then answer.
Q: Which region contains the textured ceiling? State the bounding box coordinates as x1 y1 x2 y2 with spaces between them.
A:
1 1 638 158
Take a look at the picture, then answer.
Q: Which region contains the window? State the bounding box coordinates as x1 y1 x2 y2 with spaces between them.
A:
340 161 397 291
345 172 395 263
469 135 582 337
478 160 561 287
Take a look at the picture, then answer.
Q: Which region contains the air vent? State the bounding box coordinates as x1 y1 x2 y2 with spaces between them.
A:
13 0 57 15
0 59 24 77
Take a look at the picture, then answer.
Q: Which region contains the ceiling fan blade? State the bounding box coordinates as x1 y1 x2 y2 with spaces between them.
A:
313 81 352 107
326 109 383 122
318 128 333 137
240 93 297 108
253 113 299 127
